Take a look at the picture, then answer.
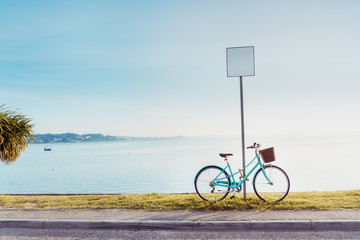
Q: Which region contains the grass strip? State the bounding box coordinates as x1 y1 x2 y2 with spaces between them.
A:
0 190 359 211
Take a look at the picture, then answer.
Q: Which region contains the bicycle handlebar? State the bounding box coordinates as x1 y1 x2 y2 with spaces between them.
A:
247 142 260 149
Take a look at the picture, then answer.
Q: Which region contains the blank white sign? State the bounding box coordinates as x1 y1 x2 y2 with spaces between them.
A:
226 46 255 77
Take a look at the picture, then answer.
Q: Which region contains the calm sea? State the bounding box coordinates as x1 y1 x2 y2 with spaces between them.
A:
0 135 359 194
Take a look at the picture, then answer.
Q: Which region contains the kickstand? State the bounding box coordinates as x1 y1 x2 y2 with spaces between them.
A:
230 187 241 199
230 190 236 199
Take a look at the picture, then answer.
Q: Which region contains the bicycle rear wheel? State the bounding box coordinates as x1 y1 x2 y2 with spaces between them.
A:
253 165 290 202
194 166 230 201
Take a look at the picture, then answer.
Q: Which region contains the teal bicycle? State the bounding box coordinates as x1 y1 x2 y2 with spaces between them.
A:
194 143 290 202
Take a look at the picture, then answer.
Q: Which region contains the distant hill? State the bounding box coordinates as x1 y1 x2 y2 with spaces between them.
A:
32 133 183 143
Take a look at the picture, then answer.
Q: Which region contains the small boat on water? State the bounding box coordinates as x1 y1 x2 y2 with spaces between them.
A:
44 147 52 151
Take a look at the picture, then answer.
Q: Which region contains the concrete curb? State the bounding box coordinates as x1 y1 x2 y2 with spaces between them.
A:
1 219 360 231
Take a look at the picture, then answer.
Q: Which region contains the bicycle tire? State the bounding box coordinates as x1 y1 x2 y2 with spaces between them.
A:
253 165 290 202
194 166 230 201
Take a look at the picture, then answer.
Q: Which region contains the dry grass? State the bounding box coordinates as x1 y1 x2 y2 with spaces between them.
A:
0 190 359 211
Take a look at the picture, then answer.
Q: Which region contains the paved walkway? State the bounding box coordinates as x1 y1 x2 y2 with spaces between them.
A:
0 209 360 231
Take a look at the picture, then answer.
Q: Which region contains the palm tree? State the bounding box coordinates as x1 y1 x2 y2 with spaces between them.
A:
0 105 34 164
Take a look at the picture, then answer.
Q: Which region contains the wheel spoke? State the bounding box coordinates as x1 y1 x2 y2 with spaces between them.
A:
253 165 290 202
195 166 230 201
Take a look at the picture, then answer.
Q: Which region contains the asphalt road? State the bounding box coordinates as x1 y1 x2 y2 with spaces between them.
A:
1 228 360 240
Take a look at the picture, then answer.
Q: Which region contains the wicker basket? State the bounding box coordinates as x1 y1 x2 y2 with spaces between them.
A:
259 147 275 163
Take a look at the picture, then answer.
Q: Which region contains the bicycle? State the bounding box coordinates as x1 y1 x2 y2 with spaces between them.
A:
194 143 290 202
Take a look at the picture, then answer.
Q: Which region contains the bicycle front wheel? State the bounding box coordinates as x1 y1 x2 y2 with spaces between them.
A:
253 165 290 202
194 166 230 201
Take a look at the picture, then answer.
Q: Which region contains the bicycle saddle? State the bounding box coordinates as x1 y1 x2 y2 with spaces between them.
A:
219 153 233 158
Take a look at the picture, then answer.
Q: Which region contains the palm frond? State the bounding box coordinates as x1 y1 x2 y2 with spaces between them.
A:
0 105 34 164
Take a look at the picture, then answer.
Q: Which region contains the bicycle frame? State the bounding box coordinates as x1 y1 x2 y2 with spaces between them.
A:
212 154 272 190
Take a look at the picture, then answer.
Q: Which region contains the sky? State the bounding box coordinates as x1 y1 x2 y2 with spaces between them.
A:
1 0 360 137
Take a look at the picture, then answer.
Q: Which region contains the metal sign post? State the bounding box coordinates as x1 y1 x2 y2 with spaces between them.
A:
239 75 246 200
226 46 255 201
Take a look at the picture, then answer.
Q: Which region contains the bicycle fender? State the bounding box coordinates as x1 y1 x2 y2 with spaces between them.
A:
194 165 228 183
252 168 262 185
